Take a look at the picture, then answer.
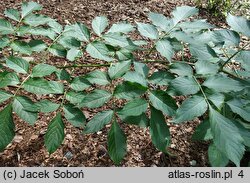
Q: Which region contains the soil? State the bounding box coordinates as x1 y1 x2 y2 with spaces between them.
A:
0 0 238 167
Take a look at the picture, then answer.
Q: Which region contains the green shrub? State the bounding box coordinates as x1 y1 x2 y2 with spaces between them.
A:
0 1 250 166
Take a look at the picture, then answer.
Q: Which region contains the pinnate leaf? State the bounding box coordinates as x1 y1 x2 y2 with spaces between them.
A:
208 143 229 167
226 14 250 37
108 119 127 165
32 64 57 77
63 104 86 128
136 23 158 39
45 113 65 154
209 107 245 167
21 1 42 18
84 110 114 134
6 56 29 74
150 106 170 153
80 89 112 108
4 9 20 21
92 16 108 36
170 76 200 95
0 105 15 152
156 39 174 62
149 90 177 116
173 95 208 123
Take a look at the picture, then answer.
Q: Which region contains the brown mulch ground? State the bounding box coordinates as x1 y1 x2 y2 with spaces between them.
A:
0 0 226 167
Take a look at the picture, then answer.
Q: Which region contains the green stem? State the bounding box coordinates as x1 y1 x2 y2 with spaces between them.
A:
60 90 67 108
57 63 111 69
220 43 250 70
46 31 64 51
193 76 210 105
8 17 24 44
142 59 194 65
221 69 246 81
221 47 240 77
13 74 31 97
59 61 78 108
56 59 195 69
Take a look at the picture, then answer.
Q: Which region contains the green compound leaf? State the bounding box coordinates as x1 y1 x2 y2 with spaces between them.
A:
149 90 177 116
84 110 114 134
28 27 57 39
66 48 82 61
31 64 57 78
195 60 219 75
0 90 13 104
148 71 174 86
136 22 158 39
35 100 60 113
86 41 114 62
118 98 148 118
48 81 64 94
92 16 108 36
227 98 250 121
189 43 217 61
108 23 134 34
103 33 131 47
108 60 131 79
65 91 86 105
226 14 250 37
80 89 112 108
45 113 65 154
237 51 250 71
134 62 149 78
203 75 244 93
0 19 15 34
0 36 10 49
192 119 213 141
13 96 38 125
123 71 148 87
212 30 240 46
114 81 147 100
207 92 225 109
23 14 51 26
86 70 110 85
63 104 86 128
178 19 214 32
10 41 32 55
121 113 149 128
74 22 90 42
23 78 54 95
209 107 245 167
148 12 171 31
70 77 91 91
234 122 250 148
156 39 174 62
29 40 47 52
6 56 29 74
150 106 170 153
0 71 20 88
208 143 229 167
58 36 81 49
48 20 63 34
170 76 200 95
48 44 67 57
56 69 71 81
21 1 42 18
169 62 193 76
4 8 20 22
108 118 127 165
0 104 15 152
172 6 198 25
173 95 208 123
